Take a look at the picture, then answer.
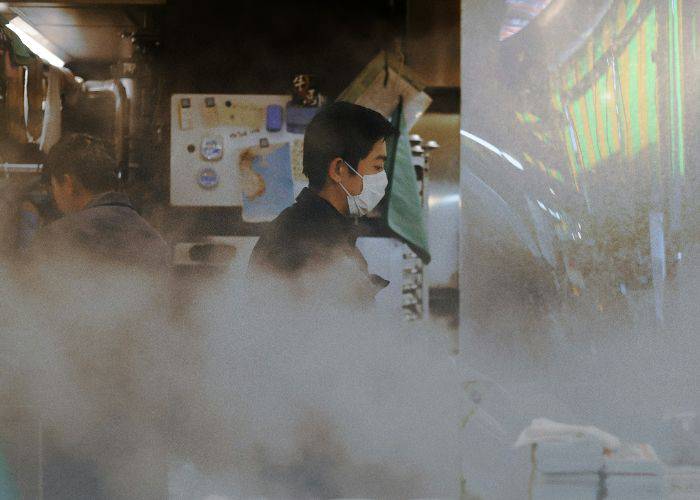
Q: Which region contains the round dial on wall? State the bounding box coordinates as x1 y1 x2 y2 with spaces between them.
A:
200 135 224 161
197 167 220 189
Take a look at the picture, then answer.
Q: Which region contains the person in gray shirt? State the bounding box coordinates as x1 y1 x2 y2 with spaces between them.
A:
32 133 169 270
27 133 171 500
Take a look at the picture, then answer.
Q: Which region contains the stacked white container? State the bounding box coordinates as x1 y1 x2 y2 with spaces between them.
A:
531 440 604 500
529 438 665 500
603 445 664 499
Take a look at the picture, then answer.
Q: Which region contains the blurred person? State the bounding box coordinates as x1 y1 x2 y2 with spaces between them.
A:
31 133 170 270
24 133 171 500
248 101 395 305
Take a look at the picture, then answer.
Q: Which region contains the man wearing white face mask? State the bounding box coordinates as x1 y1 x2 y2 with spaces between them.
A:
248 101 397 305
338 158 389 217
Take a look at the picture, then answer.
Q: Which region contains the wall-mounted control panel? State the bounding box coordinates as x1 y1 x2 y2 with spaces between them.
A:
170 94 311 221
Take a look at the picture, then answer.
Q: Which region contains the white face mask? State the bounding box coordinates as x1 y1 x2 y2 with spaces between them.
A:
338 159 388 217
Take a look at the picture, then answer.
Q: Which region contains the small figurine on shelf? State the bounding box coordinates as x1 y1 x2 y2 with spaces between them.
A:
286 74 323 134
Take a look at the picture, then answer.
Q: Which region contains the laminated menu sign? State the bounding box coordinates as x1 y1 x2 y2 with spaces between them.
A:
239 142 294 222
338 51 432 130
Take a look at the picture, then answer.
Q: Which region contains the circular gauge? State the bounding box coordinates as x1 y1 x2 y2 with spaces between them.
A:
198 167 220 189
200 135 224 161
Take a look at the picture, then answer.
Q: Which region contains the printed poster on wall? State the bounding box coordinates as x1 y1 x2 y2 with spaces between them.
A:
238 142 294 222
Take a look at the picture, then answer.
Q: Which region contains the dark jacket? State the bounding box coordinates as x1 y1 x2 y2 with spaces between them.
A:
248 188 387 303
33 191 170 270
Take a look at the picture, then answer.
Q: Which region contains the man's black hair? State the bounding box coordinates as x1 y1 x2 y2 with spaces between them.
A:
303 101 397 190
44 133 120 193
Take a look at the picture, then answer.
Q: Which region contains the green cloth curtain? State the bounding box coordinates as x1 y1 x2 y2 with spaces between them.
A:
384 99 431 263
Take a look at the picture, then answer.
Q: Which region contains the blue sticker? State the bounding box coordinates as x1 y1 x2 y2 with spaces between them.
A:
201 135 224 161
198 168 219 189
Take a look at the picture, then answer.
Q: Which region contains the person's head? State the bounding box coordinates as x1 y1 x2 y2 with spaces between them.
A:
44 133 120 214
303 101 397 215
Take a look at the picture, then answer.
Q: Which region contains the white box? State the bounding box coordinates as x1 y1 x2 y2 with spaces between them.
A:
536 440 605 474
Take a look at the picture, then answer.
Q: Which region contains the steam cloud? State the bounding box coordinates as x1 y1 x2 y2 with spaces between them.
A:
1 181 699 499
0 227 466 498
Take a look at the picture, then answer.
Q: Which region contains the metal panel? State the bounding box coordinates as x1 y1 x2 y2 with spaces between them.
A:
11 6 133 26
170 94 307 210
9 5 137 61
34 25 132 59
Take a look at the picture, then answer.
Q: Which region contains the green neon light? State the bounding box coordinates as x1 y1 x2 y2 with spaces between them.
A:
572 100 592 170
585 87 602 164
552 0 681 184
668 0 685 177
673 0 685 176
600 73 614 158
564 128 579 175
668 3 675 174
578 52 589 78
548 168 565 183
626 31 642 155
595 36 605 63
645 9 659 147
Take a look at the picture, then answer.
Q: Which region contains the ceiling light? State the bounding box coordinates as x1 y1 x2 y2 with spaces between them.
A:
6 17 65 67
